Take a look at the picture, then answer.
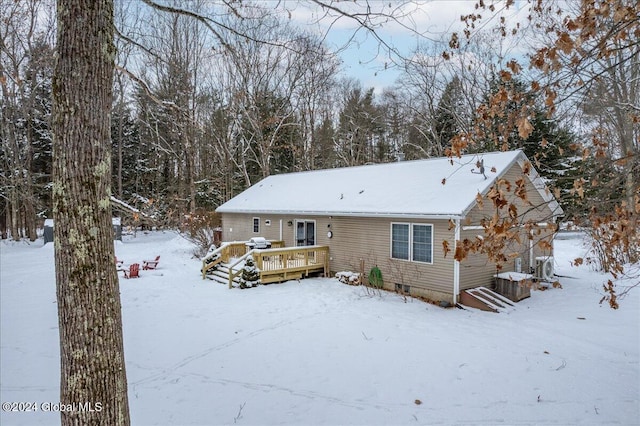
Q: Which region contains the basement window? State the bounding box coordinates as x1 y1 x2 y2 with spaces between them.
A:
395 283 411 294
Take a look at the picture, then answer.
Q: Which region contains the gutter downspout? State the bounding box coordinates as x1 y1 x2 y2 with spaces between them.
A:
453 218 461 305
529 230 534 273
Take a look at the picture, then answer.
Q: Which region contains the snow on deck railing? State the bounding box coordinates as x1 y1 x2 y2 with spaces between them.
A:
203 241 230 263
228 250 255 289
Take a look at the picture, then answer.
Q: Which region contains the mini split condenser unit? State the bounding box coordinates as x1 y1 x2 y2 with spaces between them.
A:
535 256 555 282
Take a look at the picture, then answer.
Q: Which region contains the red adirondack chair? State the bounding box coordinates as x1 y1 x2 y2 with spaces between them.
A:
124 263 140 279
143 255 160 270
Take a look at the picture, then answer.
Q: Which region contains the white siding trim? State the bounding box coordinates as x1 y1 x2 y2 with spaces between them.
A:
453 219 460 305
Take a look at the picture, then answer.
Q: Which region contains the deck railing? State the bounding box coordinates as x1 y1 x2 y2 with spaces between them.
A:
201 240 285 278
227 245 329 288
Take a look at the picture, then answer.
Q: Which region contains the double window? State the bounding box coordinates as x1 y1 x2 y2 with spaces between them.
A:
391 223 433 263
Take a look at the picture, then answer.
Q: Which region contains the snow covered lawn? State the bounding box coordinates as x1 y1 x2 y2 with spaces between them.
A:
1 231 638 425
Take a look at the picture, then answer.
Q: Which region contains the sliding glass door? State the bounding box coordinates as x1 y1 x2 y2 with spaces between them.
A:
296 220 315 246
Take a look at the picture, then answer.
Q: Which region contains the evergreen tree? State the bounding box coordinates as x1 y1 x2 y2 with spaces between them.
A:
239 256 260 289
336 86 386 166
472 76 579 209
110 106 140 200
312 115 337 169
434 76 465 150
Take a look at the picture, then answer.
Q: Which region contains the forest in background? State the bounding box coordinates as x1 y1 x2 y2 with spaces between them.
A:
1 1 637 278
2 2 636 423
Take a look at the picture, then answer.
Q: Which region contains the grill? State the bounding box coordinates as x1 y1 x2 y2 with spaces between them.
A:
246 237 272 250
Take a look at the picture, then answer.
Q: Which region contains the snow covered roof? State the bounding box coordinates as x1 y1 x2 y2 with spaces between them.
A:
217 150 561 219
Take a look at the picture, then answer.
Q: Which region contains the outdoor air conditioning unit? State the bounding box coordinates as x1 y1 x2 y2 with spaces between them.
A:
535 256 554 282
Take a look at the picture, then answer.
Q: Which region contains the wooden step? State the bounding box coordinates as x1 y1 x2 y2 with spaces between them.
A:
204 263 241 285
459 287 517 313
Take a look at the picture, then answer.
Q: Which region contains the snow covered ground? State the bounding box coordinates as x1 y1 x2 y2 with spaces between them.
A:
1 231 638 425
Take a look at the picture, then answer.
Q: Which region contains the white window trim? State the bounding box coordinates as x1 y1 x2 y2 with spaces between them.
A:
252 217 260 233
390 222 434 265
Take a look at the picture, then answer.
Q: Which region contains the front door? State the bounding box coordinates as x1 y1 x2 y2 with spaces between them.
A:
296 220 315 246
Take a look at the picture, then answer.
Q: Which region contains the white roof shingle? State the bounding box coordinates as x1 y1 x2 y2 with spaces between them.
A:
217 150 558 219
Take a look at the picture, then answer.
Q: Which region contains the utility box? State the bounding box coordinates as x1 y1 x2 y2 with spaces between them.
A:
494 272 532 302
112 217 122 241
43 219 54 244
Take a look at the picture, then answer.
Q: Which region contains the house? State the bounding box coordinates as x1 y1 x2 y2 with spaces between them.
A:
215 150 563 305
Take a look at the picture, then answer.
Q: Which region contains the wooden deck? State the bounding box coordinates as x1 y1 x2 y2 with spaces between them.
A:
202 241 329 287
201 240 285 278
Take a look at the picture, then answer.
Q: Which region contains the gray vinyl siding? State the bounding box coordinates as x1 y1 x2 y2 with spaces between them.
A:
458 163 557 290
220 213 457 302
328 217 455 298
458 225 555 290
465 165 556 224
457 228 532 290
222 213 318 244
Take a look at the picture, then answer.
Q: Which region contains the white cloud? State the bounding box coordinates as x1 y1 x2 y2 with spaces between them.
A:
273 1 544 91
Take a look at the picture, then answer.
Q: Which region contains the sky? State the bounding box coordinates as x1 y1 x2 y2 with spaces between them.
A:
281 0 538 92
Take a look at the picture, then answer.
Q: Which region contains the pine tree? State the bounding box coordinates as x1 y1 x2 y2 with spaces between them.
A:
239 256 260 289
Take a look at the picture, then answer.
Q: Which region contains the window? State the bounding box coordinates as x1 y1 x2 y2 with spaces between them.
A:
391 222 433 264
391 223 409 260
395 283 411 293
252 217 260 233
412 224 433 263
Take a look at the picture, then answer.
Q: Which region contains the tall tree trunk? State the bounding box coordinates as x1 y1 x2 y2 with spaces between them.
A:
52 1 130 424
115 75 125 200
10 194 19 241
0 199 7 239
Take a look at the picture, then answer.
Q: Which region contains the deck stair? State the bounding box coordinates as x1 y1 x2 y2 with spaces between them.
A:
204 262 242 286
459 287 517 313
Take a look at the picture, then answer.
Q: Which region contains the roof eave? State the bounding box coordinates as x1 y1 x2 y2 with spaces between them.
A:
216 208 463 221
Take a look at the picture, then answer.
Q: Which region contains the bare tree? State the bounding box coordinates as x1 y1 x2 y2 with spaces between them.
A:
293 35 340 171
451 0 639 307
135 1 210 216
219 12 315 184
0 0 54 240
